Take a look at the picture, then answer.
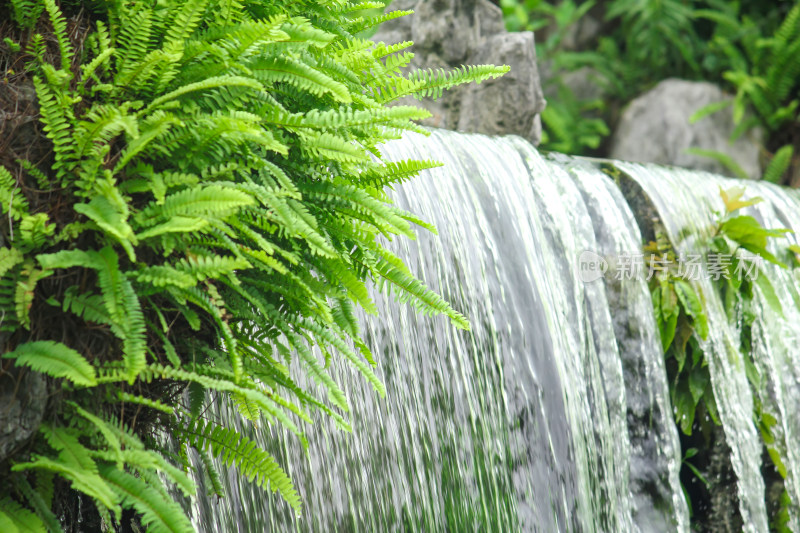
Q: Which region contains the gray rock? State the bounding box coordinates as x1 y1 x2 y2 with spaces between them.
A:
372 0 546 144
610 79 764 179
0 366 47 462
459 32 546 140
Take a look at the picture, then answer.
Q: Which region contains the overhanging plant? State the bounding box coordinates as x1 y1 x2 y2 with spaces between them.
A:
0 0 508 530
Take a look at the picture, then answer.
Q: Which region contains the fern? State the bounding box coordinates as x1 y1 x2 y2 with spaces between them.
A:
763 145 794 184
42 0 74 72
1 0 491 526
3 341 97 387
0 497 46 533
182 419 302 514
98 465 194 533
12 476 61 533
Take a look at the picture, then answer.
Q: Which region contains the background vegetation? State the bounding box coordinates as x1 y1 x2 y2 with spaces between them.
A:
501 0 800 186
0 0 505 530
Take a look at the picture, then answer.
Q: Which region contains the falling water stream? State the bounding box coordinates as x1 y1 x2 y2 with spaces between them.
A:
192 130 800 531
615 162 800 532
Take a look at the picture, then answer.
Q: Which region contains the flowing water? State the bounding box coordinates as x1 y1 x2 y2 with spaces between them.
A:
615 162 800 531
192 130 800 531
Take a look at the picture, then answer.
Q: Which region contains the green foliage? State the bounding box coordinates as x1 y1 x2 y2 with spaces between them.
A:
645 234 714 437
539 82 609 153
503 0 800 182
692 1 800 183
0 0 504 529
646 185 794 515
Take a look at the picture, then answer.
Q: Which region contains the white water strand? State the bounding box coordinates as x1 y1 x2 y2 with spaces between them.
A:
552 155 689 531
721 180 800 530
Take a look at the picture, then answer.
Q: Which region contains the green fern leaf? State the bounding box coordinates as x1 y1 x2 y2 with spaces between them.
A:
43 0 74 72
251 56 351 103
98 464 194 533
74 197 137 261
60 286 115 328
0 166 29 221
164 0 210 46
144 75 263 113
763 145 794 183
13 428 117 510
3 341 97 387
197 448 225 498
136 216 209 241
12 476 62 533
14 266 51 330
183 420 302 514
0 247 24 278
116 391 175 414
136 185 254 227
0 497 46 533
372 250 470 330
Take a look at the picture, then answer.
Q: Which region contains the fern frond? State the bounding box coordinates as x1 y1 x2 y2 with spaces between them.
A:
98 464 194 533
32 76 75 182
43 0 74 72
251 56 351 103
197 447 225 497
345 9 413 35
182 419 302 514
3 341 97 387
74 196 137 261
0 247 25 279
12 476 62 533
410 64 510 101
164 0 210 47
13 426 117 510
371 250 470 329
0 497 46 533
0 166 29 221
68 402 123 462
144 75 263 113
14 265 50 329
136 185 254 227
763 144 794 183
357 159 443 188
95 247 147 381
123 364 307 440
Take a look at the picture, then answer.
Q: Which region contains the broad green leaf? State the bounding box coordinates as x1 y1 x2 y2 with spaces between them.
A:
719 215 790 266
673 380 696 435
689 366 709 404
674 280 709 340
74 196 137 261
660 307 678 352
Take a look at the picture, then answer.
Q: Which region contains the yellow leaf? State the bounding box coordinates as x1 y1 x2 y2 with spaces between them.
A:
720 186 762 213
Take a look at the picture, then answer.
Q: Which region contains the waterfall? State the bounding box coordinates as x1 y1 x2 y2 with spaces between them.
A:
615 162 800 531
191 129 800 531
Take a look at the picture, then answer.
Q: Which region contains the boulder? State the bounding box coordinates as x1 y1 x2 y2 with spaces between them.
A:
0 366 47 462
609 79 764 179
372 0 546 144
